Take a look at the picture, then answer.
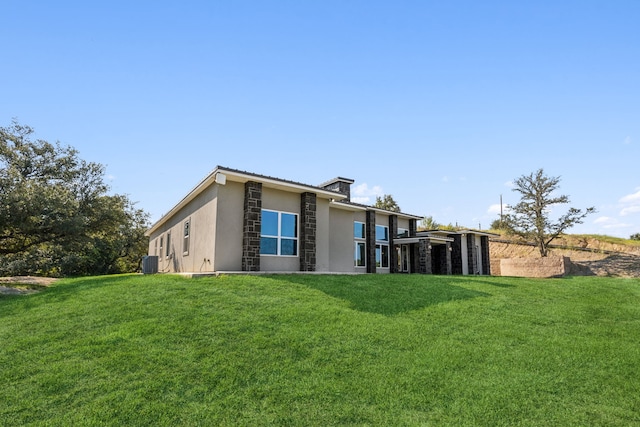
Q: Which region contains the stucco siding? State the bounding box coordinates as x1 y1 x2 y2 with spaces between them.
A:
213 181 244 271
147 183 220 273
316 198 331 272
329 208 357 272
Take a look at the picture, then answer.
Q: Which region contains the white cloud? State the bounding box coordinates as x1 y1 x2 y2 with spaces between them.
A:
621 206 640 216
441 176 450 183
624 136 632 145
351 183 384 205
487 204 501 214
504 180 514 188
107 174 116 181
593 216 634 230
619 189 640 204
594 216 614 225
487 203 510 215
618 188 640 216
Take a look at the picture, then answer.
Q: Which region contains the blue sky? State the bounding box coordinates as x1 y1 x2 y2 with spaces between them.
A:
3 1 639 237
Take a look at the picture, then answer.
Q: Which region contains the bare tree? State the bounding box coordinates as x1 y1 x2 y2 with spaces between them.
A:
503 169 595 257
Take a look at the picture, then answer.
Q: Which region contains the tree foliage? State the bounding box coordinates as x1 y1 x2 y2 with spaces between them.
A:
502 168 595 257
420 215 439 230
0 120 149 276
631 233 640 241
374 194 401 212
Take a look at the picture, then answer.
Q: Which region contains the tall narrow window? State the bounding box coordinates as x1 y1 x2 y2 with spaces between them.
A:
354 221 366 267
260 209 298 256
166 231 171 258
159 236 164 259
375 225 389 268
154 239 158 256
183 219 190 255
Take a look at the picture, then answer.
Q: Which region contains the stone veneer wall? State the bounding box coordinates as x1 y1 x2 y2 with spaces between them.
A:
366 210 376 273
389 215 398 273
481 236 491 275
322 180 352 201
299 192 317 271
450 234 463 274
500 256 571 278
467 233 478 275
242 181 262 271
418 238 432 274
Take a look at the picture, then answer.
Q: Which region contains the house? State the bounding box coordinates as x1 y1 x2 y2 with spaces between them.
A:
145 166 493 275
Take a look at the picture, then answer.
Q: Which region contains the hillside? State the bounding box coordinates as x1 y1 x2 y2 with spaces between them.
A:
490 233 640 278
2 274 640 425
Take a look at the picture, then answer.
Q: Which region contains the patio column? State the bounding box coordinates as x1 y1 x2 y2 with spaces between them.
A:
467 233 478 275
445 242 453 275
418 238 432 274
449 234 463 275
481 235 491 275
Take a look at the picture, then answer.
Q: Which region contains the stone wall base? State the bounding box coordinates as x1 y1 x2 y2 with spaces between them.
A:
500 256 572 278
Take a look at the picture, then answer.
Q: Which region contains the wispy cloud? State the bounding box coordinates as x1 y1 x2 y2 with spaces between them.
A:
351 183 383 205
619 188 640 216
487 203 510 215
624 136 632 145
593 215 634 231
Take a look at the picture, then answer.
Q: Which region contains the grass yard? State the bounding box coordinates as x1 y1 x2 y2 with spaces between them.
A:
1 273 639 426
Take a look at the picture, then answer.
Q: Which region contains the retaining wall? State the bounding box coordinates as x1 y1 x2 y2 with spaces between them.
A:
500 256 572 278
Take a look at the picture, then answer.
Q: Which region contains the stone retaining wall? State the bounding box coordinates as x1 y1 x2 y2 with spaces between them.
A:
500 256 572 278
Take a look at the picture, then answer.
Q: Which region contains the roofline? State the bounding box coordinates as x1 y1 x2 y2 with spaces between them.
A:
330 200 423 220
395 236 454 244
146 166 348 236
318 176 355 187
419 229 501 237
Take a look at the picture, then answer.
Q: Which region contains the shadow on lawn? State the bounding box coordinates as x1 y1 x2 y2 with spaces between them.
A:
278 275 490 316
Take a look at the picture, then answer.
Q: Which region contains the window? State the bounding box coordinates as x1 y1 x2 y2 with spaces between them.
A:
376 244 389 268
260 209 298 256
183 219 190 255
159 236 163 258
376 225 388 242
354 242 366 267
397 228 409 238
376 225 389 268
354 221 366 267
166 231 171 258
154 239 158 256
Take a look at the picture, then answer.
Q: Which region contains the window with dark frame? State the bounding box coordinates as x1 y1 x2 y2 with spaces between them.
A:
354 221 366 267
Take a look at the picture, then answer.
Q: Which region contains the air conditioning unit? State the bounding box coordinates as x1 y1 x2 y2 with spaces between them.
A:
142 256 158 274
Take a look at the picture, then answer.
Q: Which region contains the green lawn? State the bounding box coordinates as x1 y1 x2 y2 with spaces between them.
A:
1 274 639 426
